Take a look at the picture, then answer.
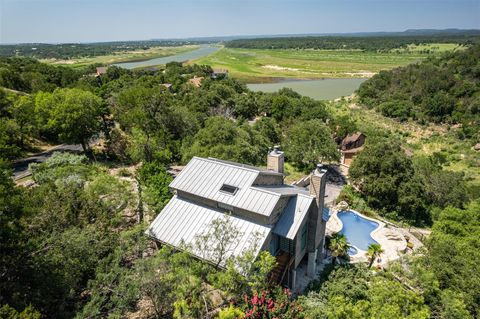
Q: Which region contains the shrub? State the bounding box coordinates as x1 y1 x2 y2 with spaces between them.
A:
240 288 303 319
218 305 245 319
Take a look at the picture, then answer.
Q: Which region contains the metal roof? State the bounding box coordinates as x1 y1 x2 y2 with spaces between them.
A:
323 207 331 222
206 157 283 176
253 185 311 196
146 195 271 266
170 157 282 216
273 194 314 239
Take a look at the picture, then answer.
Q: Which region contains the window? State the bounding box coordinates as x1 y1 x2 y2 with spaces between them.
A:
301 222 308 250
219 184 239 195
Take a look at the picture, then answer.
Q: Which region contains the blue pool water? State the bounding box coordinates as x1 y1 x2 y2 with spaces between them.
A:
338 211 379 251
347 246 358 256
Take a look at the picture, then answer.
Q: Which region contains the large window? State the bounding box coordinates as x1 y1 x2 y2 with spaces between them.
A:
301 222 308 250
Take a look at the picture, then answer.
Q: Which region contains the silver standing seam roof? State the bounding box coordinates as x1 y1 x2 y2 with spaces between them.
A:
147 195 271 266
170 157 283 217
147 156 323 267
273 194 314 239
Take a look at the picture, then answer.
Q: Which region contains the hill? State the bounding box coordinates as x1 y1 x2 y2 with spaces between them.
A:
357 44 480 141
225 32 480 52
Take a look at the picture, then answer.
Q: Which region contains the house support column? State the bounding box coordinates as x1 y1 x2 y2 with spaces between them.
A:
317 239 325 263
291 269 297 290
317 246 323 264
307 249 317 278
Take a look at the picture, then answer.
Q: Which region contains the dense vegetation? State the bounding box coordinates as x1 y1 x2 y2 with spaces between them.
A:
0 56 348 317
1 43 479 318
347 138 468 225
0 57 345 170
357 44 480 141
226 34 480 51
0 40 206 60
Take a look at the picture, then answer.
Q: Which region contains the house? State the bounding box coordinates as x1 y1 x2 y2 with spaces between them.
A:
188 76 204 88
96 67 107 76
146 147 329 289
211 68 229 79
340 132 366 167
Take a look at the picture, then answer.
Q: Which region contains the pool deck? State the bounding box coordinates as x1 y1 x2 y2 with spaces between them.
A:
326 208 409 267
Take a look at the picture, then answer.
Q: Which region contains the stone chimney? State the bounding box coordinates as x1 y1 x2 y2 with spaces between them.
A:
307 163 328 277
309 164 327 204
267 145 284 174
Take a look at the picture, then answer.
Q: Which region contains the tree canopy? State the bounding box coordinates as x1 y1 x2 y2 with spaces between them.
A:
285 119 340 171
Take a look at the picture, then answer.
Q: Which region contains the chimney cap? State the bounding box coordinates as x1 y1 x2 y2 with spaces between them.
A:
315 163 327 175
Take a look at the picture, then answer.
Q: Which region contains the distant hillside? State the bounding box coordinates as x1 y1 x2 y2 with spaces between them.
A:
357 44 480 140
0 40 207 60
168 29 480 42
225 31 480 51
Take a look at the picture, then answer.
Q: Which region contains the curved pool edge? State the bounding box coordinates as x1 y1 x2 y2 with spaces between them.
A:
331 209 385 259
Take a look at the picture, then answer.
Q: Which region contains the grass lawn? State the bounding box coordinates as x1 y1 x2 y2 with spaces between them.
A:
192 47 432 82
41 45 198 68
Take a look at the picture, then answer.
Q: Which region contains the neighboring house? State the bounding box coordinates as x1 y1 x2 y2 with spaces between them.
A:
211 68 229 79
188 76 204 88
340 132 366 167
96 67 107 76
146 147 329 289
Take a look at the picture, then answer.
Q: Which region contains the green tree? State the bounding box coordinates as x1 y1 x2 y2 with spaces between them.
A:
193 214 242 268
300 265 430 319
0 305 41 319
10 95 36 148
183 117 269 165
252 117 280 145
137 162 173 215
284 119 339 171
426 201 480 317
114 85 187 162
366 243 384 268
349 138 424 222
233 92 258 120
0 161 29 309
35 88 104 152
329 233 349 266
413 155 467 209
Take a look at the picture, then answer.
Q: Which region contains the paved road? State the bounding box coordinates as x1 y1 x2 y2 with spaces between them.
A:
12 144 83 180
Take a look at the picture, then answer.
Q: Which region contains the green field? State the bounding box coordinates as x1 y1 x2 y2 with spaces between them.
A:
192 47 433 82
41 45 198 68
393 43 466 53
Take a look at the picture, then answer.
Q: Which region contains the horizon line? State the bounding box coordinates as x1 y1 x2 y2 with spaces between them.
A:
1 28 479 46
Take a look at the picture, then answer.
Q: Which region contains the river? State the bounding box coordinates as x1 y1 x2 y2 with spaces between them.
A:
115 46 366 100
247 78 367 100
114 45 219 69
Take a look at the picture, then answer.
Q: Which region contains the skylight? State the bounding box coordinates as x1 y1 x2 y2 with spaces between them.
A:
219 184 239 195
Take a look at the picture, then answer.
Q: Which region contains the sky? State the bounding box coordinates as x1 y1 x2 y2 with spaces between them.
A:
1 0 479 44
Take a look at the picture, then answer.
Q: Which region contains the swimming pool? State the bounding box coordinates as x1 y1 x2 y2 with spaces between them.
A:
338 210 379 251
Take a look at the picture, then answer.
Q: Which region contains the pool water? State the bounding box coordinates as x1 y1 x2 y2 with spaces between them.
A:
338 211 379 251
347 246 358 256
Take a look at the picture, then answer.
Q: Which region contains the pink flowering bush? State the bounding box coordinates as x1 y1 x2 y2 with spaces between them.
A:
239 288 304 319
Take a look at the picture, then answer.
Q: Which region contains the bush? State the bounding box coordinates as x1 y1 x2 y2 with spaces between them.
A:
239 288 303 319
218 305 245 319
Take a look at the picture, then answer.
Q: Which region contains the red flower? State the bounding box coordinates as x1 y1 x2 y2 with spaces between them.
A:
252 294 259 305
267 298 274 309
